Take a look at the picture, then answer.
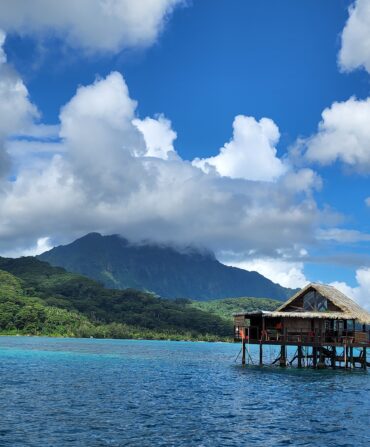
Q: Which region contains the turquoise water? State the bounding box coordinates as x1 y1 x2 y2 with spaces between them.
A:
0 337 369 446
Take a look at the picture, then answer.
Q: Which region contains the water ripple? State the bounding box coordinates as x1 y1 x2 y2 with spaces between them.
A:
0 337 368 446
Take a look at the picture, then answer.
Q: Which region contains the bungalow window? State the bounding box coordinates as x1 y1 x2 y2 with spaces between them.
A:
303 290 328 312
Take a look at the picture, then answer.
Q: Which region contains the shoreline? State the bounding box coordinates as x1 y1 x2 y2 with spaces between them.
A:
0 332 233 343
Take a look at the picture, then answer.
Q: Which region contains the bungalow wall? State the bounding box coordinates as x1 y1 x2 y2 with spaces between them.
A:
283 318 311 331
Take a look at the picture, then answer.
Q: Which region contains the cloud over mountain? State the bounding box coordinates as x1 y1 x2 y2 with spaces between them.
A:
1 1 370 291
0 66 323 264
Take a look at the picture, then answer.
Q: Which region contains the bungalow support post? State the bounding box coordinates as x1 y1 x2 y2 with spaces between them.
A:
297 346 303 368
259 342 263 366
242 337 246 366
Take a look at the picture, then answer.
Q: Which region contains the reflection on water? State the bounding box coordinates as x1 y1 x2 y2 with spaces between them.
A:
0 337 368 446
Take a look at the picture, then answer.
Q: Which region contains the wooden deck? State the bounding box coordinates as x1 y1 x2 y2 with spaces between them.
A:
235 338 370 348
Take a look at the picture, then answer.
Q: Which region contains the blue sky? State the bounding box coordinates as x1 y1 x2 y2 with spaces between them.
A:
6 0 366 153
0 0 370 307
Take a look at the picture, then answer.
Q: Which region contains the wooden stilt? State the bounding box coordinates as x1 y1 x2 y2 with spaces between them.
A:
297 346 303 368
242 338 246 366
280 345 286 367
312 347 317 368
363 347 367 370
331 346 336 369
350 346 354 369
259 342 263 366
318 347 325 368
345 345 349 369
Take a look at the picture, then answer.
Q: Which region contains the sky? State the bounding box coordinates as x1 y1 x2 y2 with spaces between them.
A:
0 0 370 309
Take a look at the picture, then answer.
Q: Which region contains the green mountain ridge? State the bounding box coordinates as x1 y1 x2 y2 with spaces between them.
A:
38 232 295 301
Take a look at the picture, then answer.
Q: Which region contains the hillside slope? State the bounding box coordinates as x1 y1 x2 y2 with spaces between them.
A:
38 233 295 301
0 269 95 336
0 256 232 339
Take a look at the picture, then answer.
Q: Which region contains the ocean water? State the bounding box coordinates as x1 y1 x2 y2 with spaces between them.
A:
0 337 369 447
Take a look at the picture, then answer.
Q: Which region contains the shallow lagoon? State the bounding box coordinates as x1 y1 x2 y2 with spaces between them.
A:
0 337 369 446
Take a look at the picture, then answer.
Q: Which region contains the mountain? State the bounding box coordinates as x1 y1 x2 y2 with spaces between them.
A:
0 256 232 340
38 233 295 300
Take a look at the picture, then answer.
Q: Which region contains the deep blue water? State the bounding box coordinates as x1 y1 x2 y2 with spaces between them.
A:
0 337 369 446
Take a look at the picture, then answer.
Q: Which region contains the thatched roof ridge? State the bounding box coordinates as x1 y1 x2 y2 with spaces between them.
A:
270 311 354 320
235 310 355 320
276 283 370 324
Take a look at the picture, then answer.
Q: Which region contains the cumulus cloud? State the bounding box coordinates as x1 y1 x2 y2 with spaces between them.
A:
193 115 287 181
59 71 150 200
0 70 325 261
0 0 183 53
331 267 370 311
0 30 38 178
304 97 370 172
339 0 370 74
0 33 37 136
281 168 322 194
132 114 177 160
366 197 370 207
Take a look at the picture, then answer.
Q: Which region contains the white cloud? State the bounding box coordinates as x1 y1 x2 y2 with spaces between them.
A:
305 97 370 172
0 67 37 137
366 197 370 207
193 115 287 181
331 267 370 311
0 31 38 178
132 114 177 160
0 0 183 53
281 168 322 194
224 257 308 289
339 0 370 74
59 71 148 198
19 123 60 140
2 236 53 258
0 71 325 260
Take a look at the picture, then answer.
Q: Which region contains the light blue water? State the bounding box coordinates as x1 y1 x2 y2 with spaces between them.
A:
0 337 369 446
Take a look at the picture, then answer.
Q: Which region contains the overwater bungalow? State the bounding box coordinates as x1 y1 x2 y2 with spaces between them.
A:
234 283 370 369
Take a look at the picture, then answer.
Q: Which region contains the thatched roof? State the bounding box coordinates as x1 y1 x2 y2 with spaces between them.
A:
276 283 370 324
270 311 359 320
235 283 370 324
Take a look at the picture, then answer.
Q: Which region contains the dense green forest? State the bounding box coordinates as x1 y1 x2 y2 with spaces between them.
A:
0 257 283 341
191 297 281 321
0 257 233 341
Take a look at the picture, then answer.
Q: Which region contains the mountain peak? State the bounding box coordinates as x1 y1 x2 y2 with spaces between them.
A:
38 233 294 301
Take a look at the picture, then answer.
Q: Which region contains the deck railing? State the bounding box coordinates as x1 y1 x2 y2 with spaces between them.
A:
234 327 370 345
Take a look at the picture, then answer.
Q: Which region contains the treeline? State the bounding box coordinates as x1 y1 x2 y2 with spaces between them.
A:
0 258 232 341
